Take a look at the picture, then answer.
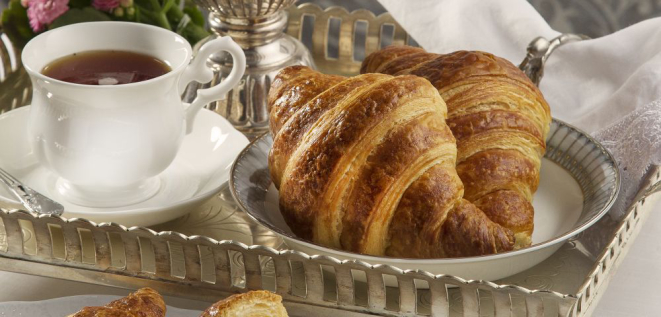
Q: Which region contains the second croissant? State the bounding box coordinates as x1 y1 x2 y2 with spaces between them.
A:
362 46 552 248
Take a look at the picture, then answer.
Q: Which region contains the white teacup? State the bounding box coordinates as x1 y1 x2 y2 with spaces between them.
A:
21 22 246 207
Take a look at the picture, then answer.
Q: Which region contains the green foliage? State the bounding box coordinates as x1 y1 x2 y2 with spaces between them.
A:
183 0 205 27
1 0 210 49
49 8 112 30
1 0 36 48
134 0 209 45
68 0 93 9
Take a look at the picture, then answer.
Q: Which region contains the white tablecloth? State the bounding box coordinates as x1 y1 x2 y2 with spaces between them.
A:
0 204 659 316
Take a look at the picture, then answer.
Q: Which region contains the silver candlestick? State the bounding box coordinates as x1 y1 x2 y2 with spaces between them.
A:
189 0 315 139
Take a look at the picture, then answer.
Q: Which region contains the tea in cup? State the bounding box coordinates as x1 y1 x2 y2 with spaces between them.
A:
21 22 246 207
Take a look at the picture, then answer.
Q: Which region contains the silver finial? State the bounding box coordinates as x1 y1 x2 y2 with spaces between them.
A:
188 0 315 139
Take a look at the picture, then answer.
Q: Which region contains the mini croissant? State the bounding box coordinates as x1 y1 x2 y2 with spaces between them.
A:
268 66 514 258
201 290 288 317
68 287 166 317
362 46 551 248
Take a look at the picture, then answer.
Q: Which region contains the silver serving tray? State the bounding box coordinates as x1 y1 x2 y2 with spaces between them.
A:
0 3 659 316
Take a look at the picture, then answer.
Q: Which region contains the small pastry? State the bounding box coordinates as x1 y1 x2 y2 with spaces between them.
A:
68 287 165 317
201 290 288 317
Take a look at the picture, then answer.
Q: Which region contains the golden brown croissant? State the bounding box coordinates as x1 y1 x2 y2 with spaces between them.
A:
268 66 514 258
68 287 166 317
201 291 288 317
361 46 551 248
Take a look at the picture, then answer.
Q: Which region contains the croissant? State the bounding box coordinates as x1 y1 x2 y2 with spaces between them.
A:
68 287 166 317
268 66 514 258
201 291 289 317
361 46 551 248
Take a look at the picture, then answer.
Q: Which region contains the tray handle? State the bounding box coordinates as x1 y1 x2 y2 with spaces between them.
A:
519 33 589 86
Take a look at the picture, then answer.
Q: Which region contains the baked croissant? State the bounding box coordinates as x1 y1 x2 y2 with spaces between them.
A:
361 46 551 248
201 290 288 317
68 287 166 317
268 66 514 258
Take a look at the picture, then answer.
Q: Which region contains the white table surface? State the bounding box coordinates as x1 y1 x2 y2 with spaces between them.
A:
0 205 659 316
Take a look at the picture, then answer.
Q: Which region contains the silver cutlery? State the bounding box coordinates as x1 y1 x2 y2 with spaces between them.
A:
0 167 64 216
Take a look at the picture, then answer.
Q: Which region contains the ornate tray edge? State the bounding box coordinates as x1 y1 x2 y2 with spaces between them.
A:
0 207 581 297
576 166 661 316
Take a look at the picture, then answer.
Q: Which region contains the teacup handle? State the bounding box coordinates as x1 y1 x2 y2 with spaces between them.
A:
179 37 246 134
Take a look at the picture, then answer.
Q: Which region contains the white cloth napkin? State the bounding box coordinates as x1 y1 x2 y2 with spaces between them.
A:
376 0 661 216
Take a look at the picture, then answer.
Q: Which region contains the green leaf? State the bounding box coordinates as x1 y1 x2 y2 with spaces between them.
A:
132 0 171 29
133 0 154 11
183 1 205 27
1 0 36 49
165 2 183 23
68 0 93 9
162 2 209 45
134 5 158 25
161 0 175 14
178 21 210 46
49 8 112 30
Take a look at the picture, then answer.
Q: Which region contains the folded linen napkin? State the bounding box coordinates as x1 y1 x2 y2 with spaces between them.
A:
376 0 661 217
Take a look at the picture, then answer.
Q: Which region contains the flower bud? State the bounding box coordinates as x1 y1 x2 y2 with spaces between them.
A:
92 0 120 12
114 6 124 17
126 6 135 16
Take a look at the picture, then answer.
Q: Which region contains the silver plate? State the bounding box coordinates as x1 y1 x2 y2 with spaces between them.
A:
230 120 619 281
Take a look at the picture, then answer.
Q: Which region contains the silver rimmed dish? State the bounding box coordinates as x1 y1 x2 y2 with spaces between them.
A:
230 119 619 281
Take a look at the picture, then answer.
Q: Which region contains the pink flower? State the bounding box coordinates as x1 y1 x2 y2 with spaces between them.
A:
27 0 69 32
92 0 120 12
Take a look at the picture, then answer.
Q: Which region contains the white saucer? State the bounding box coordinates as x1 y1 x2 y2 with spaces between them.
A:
0 106 249 227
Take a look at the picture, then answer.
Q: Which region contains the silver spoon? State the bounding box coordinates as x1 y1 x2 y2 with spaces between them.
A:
0 167 64 216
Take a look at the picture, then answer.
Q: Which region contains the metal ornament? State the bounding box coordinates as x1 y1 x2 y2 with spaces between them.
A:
187 0 315 139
